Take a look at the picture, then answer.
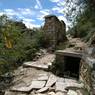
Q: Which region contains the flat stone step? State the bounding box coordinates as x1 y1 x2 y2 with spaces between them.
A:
56 78 83 92
23 54 55 70
23 62 48 70
46 74 57 87
11 80 46 92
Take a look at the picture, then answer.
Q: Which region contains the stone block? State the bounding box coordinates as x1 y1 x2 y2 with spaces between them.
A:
46 74 57 87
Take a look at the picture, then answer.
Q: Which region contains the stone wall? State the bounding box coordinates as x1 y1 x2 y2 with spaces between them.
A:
43 15 67 48
80 59 92 92
80 47 95 95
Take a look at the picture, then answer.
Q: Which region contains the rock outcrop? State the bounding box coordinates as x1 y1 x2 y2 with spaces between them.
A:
43 15 67 48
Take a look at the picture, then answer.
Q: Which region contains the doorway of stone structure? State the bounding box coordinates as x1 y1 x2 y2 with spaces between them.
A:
63 56 81 79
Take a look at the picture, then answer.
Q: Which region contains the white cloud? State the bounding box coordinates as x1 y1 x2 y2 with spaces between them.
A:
23 18 35 22
57 1 66 6
0 12 4 16
34 4 39 9
58 15 71 30
17 8 34 15
52 6 64 14
49 0 60 3
37 9 51 21
35 0 42 9
0 8 39 29
23 21 40 29
4 9 17 16
40 9 50 16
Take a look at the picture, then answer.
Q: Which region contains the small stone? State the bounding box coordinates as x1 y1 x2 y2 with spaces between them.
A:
67 90 78 95
46 74 57 87
48 92 56 95
48 62 52 66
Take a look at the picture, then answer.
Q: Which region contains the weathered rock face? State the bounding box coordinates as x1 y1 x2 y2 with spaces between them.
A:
43 15 67 48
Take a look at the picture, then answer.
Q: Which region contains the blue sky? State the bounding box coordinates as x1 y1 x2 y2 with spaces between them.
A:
0 0 70 28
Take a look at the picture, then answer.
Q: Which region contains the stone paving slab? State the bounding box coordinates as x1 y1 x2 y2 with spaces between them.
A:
31 80 46 89
11 86 32 92
46 74 57 87
55 82 67 92
56 78 84 92
11 80 46 92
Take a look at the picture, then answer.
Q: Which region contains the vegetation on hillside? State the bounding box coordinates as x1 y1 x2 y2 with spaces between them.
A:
66 0 95 42
0 15 46 75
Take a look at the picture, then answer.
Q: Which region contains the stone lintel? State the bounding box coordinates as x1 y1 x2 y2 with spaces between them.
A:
56 50 82 58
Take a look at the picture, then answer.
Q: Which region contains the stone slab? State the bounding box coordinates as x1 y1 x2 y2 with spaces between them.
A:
11 80 46 92
56 78 83 92
37 75 48 81
56 50 82 58
30 80 46 89
11 86 32 92
23 62 48 70
55 82 67 92
36 87 49 93
46 74 57 87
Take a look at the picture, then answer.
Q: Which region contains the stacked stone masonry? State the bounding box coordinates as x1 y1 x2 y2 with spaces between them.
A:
43 15 67 47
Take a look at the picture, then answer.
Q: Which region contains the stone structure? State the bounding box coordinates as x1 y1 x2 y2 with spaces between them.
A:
43 15 67 48
55 50 82 79
55 48 95 95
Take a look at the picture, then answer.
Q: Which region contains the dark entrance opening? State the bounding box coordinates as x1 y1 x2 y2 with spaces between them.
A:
63 56 81 79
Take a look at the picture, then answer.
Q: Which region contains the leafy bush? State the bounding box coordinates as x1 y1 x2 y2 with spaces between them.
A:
0 15 45 75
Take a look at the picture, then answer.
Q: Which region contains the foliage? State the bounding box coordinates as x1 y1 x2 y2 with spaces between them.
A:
67 0 95 41
0 15 45 75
